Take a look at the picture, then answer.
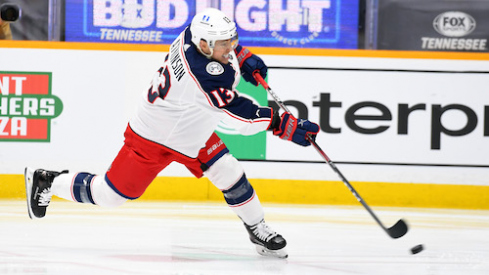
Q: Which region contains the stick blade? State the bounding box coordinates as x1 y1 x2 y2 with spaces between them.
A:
387 219 409 239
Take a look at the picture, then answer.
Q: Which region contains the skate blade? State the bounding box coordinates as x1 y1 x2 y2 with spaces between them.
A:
255 245 288 259
24 167 36 219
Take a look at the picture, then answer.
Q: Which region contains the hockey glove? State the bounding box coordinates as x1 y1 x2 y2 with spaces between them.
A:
235 45 267 86
272 112 320 146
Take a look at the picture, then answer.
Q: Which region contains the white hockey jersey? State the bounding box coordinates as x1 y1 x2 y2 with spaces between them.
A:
129 27 273 158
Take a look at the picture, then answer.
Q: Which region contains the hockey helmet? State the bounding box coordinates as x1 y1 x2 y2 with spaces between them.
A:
190 8 238 58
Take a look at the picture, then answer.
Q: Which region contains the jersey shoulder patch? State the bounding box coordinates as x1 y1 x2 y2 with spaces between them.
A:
206 62 224 76
186 53 236 92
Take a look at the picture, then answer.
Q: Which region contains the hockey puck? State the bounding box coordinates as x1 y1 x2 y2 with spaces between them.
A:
410 244 424 254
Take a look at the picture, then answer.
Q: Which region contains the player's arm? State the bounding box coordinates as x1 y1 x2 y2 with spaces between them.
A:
194 66 273 135
208 87 274 135
205 86 319 146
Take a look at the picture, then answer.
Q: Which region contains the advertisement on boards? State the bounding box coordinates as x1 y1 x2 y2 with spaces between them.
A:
377 0 489 51
1 45 488 184
261 66 489 167
65 0 359 49
0 72 63 142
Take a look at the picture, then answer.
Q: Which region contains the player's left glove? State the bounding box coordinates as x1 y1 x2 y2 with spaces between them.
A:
235 45 267 86
271 112 320 146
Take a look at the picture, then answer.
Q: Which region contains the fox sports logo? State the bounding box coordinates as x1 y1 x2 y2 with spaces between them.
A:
433 11 476 37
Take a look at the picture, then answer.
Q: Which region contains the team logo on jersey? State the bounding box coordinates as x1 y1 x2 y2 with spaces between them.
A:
206 62 224 75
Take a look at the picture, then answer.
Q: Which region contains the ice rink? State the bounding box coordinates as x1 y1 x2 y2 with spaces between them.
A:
1 200 488 275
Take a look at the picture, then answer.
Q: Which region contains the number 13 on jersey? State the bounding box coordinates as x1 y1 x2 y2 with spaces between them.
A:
211 88 235 107
148 66 171 103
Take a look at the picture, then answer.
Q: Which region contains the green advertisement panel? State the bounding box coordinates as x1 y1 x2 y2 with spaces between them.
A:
215 79 268 160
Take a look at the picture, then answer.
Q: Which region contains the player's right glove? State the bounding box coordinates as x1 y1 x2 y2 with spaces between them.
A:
271 112 320 146
234 45 267 86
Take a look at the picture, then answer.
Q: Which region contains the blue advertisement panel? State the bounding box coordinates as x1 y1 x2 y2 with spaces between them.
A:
65 0 359 49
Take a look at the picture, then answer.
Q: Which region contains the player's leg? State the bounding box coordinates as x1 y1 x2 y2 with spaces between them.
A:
25 168 130 219
205 153 264 224
205 153 287 258
25 125 172 219
187 133 287 258
50 172 128 207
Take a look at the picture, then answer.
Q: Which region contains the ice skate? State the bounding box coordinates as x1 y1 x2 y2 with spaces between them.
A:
24 167 68 219
245 219 288 258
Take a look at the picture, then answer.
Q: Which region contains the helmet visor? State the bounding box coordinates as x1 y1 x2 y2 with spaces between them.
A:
213 32 239 51
230 32 239 50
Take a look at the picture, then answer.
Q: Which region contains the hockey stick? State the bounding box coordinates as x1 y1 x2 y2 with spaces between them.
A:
254 73 408 239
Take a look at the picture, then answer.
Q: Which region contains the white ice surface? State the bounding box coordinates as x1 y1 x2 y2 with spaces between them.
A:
1 200 488 275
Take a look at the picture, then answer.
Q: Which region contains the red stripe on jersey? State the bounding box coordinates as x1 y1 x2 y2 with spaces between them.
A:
222 108 272 124
178 35 216 108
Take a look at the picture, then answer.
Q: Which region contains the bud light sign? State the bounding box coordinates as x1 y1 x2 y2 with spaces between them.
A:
65 0 359 49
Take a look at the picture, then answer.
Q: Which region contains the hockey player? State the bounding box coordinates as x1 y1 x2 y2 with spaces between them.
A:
24 8 319 259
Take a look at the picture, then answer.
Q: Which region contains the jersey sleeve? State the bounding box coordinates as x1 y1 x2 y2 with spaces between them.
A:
219 92 273 136
191 61 272 135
